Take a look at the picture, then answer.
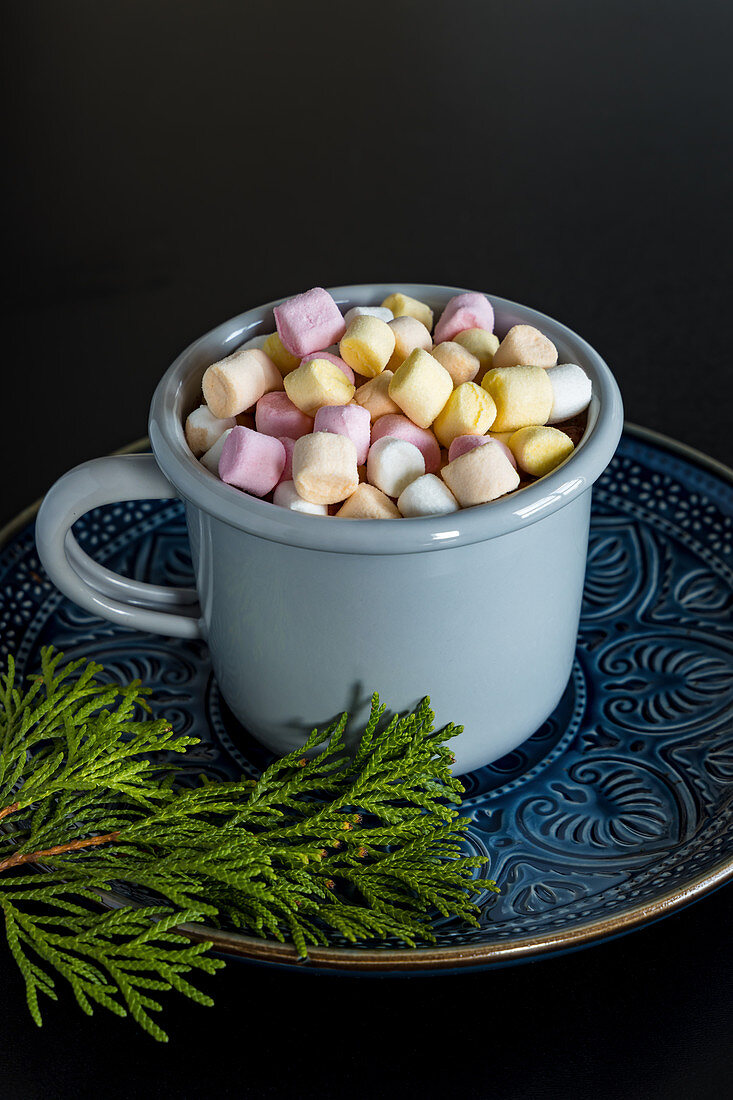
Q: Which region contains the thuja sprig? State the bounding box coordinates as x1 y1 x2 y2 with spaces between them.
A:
0 649 497 1040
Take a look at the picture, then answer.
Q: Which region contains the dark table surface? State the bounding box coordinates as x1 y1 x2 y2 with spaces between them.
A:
2 2 732 1097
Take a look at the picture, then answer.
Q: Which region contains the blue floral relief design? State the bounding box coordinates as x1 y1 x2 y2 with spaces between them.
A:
0 431 731 952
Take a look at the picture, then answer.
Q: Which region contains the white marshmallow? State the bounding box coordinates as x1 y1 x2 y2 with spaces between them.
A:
366 436 425 498
343 305 394 326
546 364 592 424
241 333 272 350
292 432 359 504
200 427 233 474
273 480 329 515
203 348 283 418
397 474 459 517
185 406 236 456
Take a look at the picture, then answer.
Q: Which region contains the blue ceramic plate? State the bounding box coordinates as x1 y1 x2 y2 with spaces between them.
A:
1 425 731 971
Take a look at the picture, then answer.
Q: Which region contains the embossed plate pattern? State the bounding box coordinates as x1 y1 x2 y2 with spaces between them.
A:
1 426 731 970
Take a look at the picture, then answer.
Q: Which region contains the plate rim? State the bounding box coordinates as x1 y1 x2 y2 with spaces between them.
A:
3 423 732 971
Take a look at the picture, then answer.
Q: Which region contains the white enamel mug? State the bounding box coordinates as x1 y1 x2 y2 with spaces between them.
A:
36 285 623 773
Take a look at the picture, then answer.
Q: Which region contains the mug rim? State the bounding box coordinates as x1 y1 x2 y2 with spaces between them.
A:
148 283 623 555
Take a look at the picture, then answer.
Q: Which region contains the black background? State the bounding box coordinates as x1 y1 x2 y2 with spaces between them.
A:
1 2 732 1097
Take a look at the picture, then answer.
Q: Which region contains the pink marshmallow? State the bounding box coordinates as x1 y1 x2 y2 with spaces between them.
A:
433 293 494 344
313 404 371 465
255 391 314 440
300 350 355 385
273 287 347 357
219 426 286 497
448 434 517 469
370 414 441 475
277 436 296 484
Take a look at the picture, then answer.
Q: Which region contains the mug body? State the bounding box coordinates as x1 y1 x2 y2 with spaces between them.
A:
186 490 591 774
148 284 623 774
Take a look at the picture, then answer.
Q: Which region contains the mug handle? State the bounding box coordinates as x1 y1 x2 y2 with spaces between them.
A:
35 453 203 639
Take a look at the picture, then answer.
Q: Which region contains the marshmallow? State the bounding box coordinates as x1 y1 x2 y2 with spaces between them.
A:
300 350 355 385
370 413 441 474
481 366 553 432
274 287 346 357
433 292 494 344
336 483 401 519
449 434 517 470
284 358 356 417
292 432 359 505
200 427 233 474
386 316 433 370
366 437 425 498
388 348 454 429
273 480 329 515
219 426 286 497
432 382 497 448
185 405 236 456
277 436 296 483
353 371 401 422
546 364 592 424
339 315 396 379
454 329 500 373
441 442 520 507
188 287 586 520
256 392 314 440
431 341 480 386
509 426 575 477
343 305 394 326
241 334 271 350
380 292 434 332
262 332 301 375
492 325 558 370
397 474 459 517
202 348 284 419
313 404 371 465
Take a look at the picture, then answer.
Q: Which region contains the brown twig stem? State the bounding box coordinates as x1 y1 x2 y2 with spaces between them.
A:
0 831 120 873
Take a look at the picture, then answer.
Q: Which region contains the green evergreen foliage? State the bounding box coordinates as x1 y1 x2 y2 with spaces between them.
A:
0 649 497 1040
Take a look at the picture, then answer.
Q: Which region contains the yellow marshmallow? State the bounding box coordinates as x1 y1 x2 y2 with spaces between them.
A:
339 315 396 379
353 371 401 422
380 293 434 332
441 442 520 507
387 316 433 370
388 348 454 430
489 430 514 446
508 426 575 477
262 332 301 375
431 341 480 386
284 359 355 417
492 325 558 370
481 366 553 432
432 382 497 448
336 483 401 519
292 432 359 505
454 328 500 373
202 348 283 419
